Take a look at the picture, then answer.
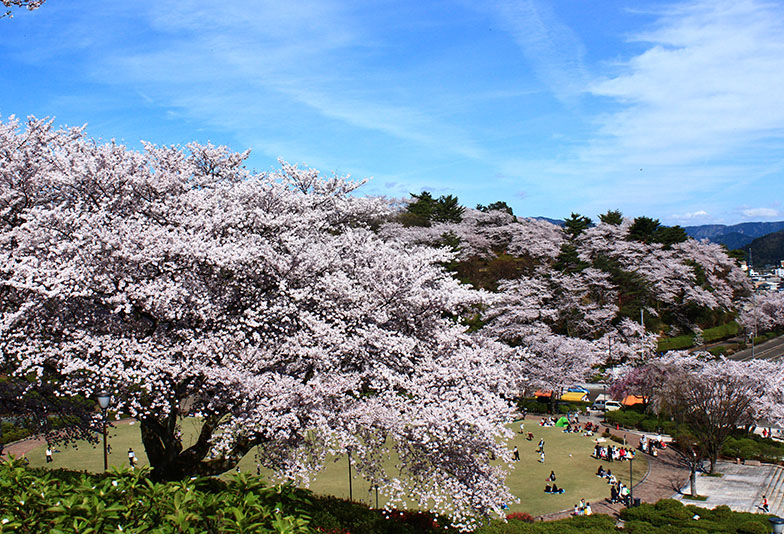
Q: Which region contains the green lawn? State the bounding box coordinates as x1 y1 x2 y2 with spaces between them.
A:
23 417 647 516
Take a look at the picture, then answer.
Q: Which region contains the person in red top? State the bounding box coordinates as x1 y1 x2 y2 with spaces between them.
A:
762 495 770 513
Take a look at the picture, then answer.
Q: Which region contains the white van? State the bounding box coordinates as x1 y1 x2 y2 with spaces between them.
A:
591 396 622 411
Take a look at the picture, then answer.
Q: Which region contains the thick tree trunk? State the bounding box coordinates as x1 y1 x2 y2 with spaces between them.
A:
140 414 257 481
690 464 697 497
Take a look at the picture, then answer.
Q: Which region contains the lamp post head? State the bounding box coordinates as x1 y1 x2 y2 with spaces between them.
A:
97 393 111 410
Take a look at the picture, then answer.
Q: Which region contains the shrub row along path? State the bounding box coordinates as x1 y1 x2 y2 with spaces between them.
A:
537 423 690 521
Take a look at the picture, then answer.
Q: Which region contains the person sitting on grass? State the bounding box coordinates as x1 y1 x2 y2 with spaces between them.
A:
596 465 605 477
547 470 556 482
550 483 564 494
544 484 551 493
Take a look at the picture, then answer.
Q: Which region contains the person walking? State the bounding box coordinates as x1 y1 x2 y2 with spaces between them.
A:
539 450 545 463
512 446 520 461
45 445 53 464
761 495 770 513
128 448 137 469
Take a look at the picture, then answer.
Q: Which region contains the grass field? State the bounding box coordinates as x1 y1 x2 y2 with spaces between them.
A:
22 416 647 516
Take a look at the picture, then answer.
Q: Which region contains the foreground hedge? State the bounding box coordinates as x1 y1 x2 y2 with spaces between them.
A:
0 459 449 534
475 500 771 534
1 461 776 534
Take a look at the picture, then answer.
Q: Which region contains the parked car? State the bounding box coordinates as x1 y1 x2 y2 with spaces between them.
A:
567 385 590 394
591 397 622 411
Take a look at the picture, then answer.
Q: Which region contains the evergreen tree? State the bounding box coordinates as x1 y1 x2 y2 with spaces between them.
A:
563 212 592 239
628 216 661 243
476 201 514 216
598 209 623 226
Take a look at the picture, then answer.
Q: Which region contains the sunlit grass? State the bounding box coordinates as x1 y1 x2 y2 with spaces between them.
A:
23 417 647 516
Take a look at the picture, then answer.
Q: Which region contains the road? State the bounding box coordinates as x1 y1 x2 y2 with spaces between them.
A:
729 334 784 362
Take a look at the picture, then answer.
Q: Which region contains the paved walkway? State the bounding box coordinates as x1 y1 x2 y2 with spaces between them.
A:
675 461 783 516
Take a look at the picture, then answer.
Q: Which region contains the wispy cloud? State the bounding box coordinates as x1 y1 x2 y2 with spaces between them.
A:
585 0 784 167
482 0 588 104
741 207 779 218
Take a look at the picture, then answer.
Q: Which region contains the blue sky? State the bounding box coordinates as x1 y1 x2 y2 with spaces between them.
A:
2 0 784 225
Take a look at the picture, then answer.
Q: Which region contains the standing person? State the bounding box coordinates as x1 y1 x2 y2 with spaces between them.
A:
519 422 525 434
512 446 520 461
537 438 545 452
539 450 545 463
128 448 137 469
45 445 53 463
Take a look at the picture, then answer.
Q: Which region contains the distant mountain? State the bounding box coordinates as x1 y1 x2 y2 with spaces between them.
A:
532 216 564 226
748 230 784 267
684 221 784 249
712 232 756 250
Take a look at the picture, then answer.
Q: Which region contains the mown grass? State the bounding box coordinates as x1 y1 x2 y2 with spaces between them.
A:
22 416 647 517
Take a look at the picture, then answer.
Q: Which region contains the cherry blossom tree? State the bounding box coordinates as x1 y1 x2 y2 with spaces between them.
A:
1 0 44 18
613 352 784 474
739 290 784 333
0 116 521 528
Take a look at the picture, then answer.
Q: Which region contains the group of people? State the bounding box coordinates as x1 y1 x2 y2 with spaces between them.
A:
539 417 558 427
543 471 565 494
573 499 592 516
596 464 632 505
592 443 636 462
639 435 666 456
562 421 598 436
609 480 632 506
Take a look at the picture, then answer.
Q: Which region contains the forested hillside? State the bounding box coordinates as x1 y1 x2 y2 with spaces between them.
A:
380 194 752 385
746 229 784 267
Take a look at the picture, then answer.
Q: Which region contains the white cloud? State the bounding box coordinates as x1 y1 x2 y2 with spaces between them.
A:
672 210 710 220
741 207 779 218
483 0 587 104
586 0 784 167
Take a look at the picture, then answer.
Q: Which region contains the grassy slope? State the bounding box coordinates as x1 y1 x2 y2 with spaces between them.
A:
22 417 647 517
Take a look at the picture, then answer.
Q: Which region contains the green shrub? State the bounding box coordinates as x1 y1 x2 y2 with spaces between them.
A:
0 421 33 444
737 520 769 534
0 459 452 534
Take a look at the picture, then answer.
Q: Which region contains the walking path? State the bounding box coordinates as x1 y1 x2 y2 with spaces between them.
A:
2 435 48 459
675 460 784 516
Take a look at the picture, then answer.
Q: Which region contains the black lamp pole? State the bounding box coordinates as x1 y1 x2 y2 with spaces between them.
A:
97 393 111 471
629 457 634 507
347 450 353 501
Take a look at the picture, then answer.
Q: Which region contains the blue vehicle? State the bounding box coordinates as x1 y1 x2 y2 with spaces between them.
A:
567 385 589 394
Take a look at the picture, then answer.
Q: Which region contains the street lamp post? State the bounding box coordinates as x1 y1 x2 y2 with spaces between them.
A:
347 449 353 501
629 457 634 507
97 393 111 472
